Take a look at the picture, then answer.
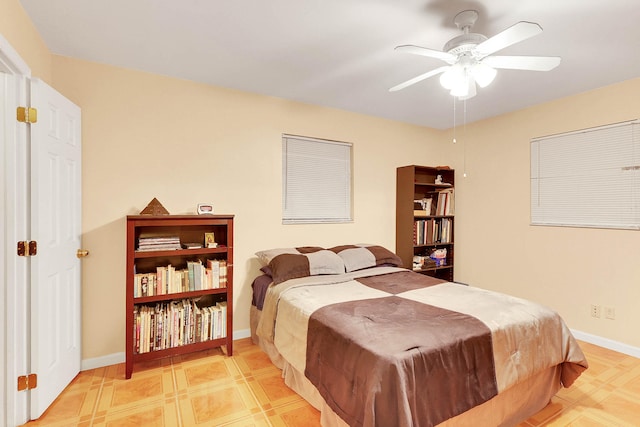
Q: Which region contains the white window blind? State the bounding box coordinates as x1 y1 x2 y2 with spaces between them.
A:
530 120 640 229
282 134 352 224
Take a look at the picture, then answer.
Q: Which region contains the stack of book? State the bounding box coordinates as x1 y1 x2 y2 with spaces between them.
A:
413 218 452 245
414 219 436 245
133 259 228 297
137 234 181 251
133 299 227 354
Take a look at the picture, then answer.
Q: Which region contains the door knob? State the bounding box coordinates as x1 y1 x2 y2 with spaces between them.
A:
76 249 90 258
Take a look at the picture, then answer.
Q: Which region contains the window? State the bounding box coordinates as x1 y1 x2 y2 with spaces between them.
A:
530 120 640 230
282 134 352 224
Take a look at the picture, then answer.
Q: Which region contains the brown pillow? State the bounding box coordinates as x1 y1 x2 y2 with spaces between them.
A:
268 249 345 284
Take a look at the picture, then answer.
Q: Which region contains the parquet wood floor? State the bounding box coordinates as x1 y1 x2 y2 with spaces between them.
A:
22 339 640 426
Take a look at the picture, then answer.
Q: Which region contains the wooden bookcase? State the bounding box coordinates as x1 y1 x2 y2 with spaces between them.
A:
125 215 234 379
396 166 455 281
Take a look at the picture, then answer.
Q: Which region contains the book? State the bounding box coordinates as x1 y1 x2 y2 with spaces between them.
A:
218 301 227 338
182 242 203 249
156 266 165 295
207 259 221 288
426 219 434 244
187 262 196 291
220 260 228 288
193 262 204 290
212 305 222 339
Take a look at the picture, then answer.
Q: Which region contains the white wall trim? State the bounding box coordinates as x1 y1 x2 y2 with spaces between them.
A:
233 328 250 340
81 353 125 371
1 31 31 427
0 34 31 76
571 329 640 358
80 329 252 371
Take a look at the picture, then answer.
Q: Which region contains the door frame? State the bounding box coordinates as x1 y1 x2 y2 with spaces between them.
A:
1 33 32 427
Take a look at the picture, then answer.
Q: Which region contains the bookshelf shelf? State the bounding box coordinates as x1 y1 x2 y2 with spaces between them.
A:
133 247 228 259
132 288 228 304
413 241 454 249
131 339 228 363
413 267 454 275
396 166 455 281
414 182 453 188
125 214 234 379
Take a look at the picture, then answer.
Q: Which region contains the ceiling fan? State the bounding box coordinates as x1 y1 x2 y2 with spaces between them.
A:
389 10 561 99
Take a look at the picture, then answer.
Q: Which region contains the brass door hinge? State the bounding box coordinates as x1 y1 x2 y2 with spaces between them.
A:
17 107 38 123
17 374 37 391
17 241 37 257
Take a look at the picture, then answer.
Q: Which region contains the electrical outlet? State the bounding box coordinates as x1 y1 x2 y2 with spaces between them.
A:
604 306 616 320
590 304 601 318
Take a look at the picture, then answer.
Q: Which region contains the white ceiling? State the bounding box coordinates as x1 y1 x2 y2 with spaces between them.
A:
18 0 640 129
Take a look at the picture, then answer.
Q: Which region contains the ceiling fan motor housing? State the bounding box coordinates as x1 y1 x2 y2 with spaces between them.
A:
444 33 488 56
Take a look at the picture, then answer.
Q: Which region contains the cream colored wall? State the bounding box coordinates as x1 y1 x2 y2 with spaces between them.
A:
452 78 640 348
0 0 51 81
50 55 451 359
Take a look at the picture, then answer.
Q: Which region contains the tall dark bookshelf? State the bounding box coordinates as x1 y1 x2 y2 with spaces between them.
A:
396 166 454 281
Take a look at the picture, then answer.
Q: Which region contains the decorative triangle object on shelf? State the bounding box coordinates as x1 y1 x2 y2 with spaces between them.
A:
140 198 170 215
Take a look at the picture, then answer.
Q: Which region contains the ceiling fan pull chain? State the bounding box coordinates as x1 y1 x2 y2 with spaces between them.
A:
452 98 457 144
463 99 468 178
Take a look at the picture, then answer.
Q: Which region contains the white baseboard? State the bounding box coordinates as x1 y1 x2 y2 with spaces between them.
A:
81 352 125 371
233 328 251 340
80 328 252 371
571 329 640 358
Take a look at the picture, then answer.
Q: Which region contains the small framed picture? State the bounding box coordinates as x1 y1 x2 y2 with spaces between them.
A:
204 232 217 248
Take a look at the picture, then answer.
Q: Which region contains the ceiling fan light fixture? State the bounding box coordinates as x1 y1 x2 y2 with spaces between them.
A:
470 62 497 88
449 75 471 98
439 64 464 90
450 87 468 98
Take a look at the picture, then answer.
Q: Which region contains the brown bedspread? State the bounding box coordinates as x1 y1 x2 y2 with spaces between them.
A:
307 296 497 427
256 267 588 427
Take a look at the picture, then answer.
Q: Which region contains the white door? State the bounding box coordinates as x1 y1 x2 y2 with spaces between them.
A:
29 78 82 419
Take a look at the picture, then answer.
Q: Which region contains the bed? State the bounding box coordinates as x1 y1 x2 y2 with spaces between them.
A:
251 245 588 427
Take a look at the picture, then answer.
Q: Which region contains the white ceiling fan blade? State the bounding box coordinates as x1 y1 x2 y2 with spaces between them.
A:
394 45 456 63
389 66 450 92
476 21 542 57
482 55 561 71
